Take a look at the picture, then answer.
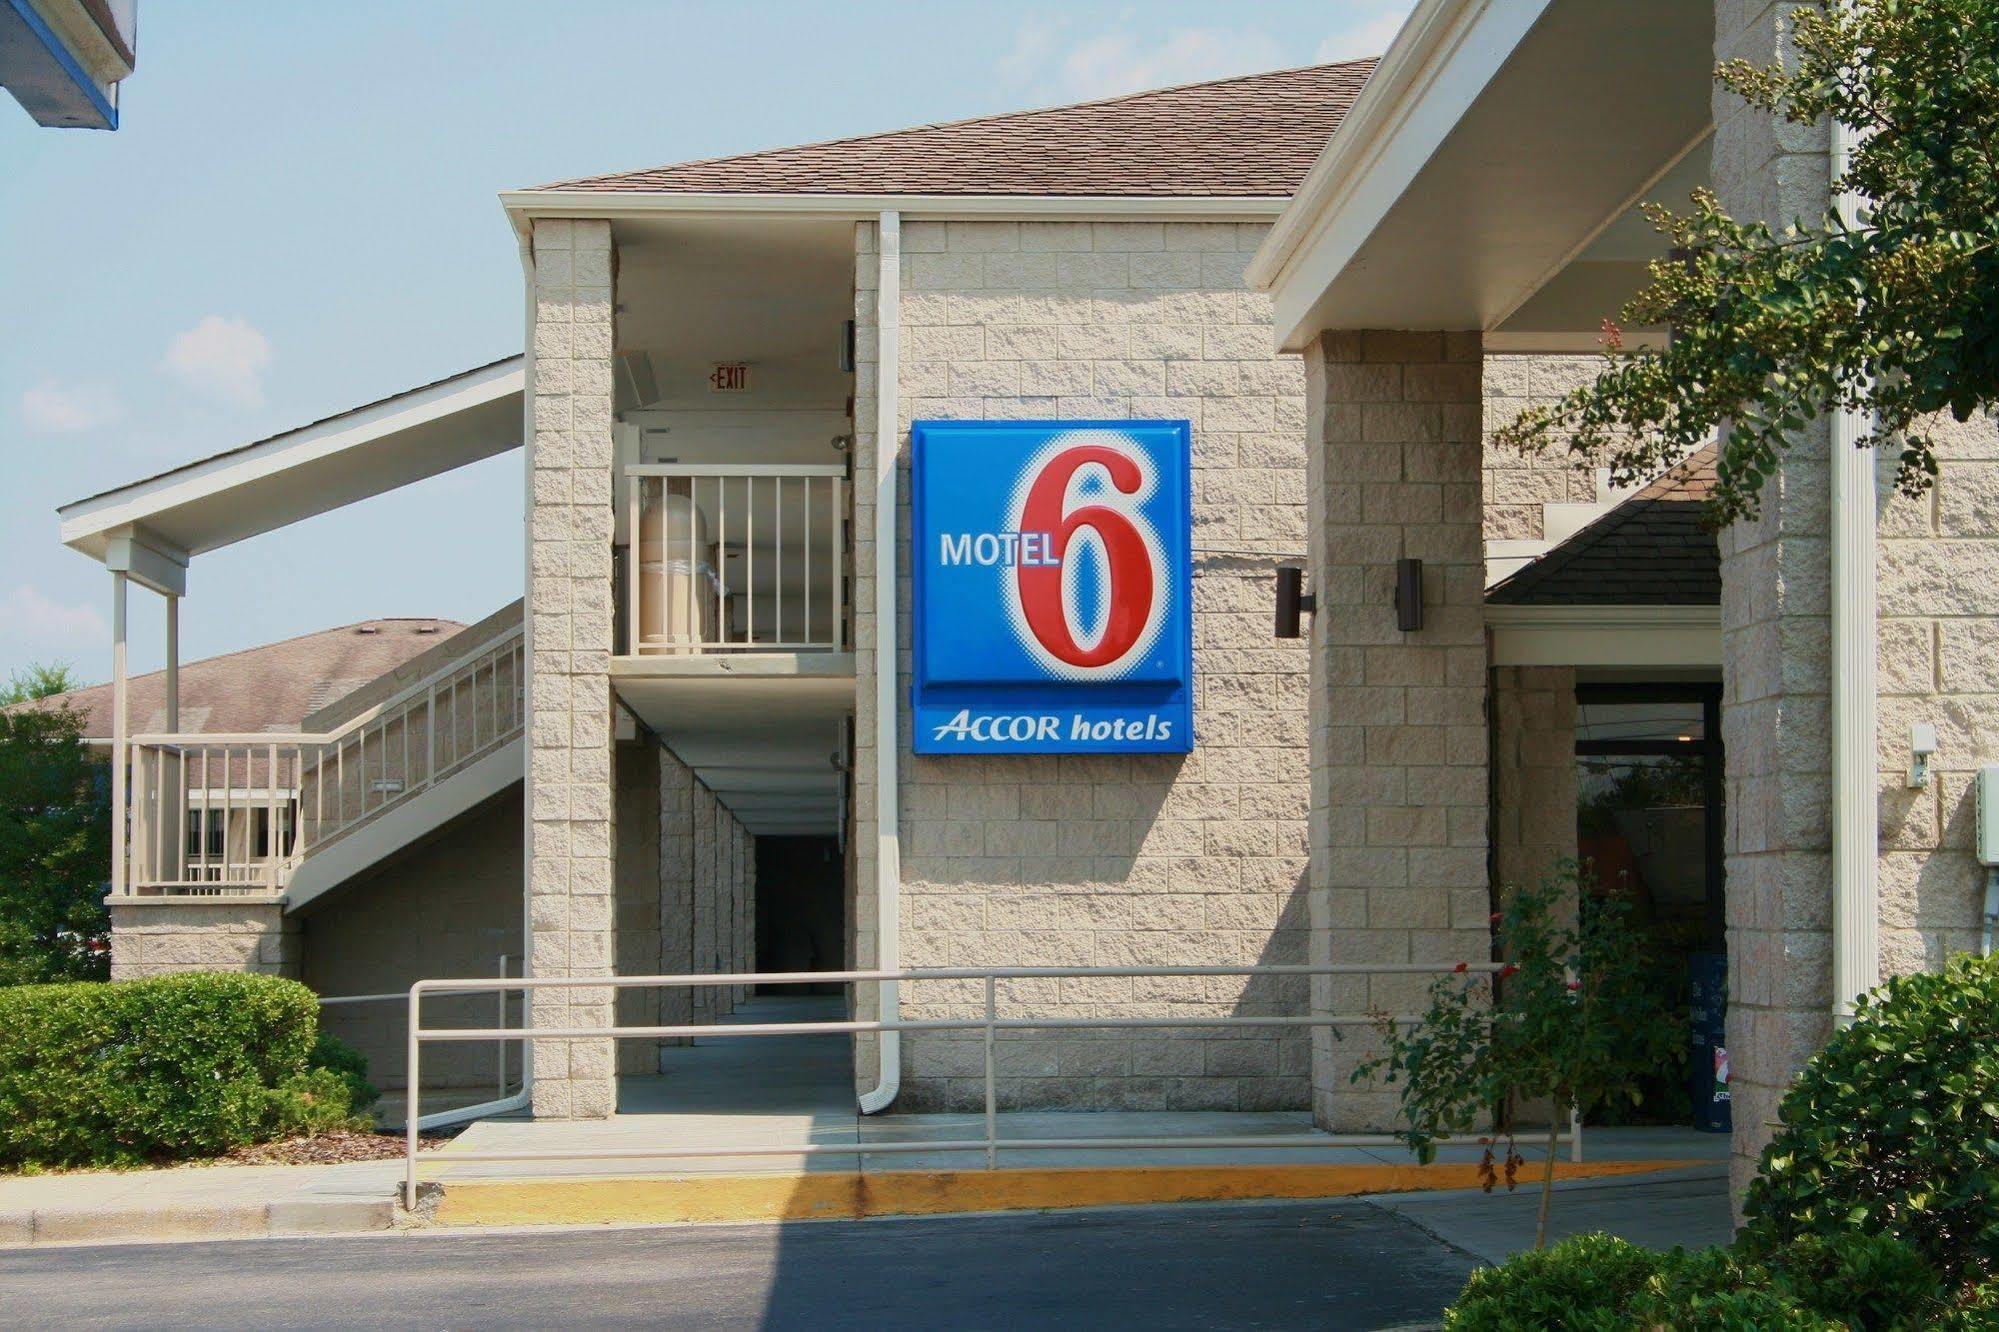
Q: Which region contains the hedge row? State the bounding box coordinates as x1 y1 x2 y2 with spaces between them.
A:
0 972 374 1168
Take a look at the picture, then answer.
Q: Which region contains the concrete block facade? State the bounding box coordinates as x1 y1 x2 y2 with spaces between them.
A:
853 218 1314 1112
1491 666 1580 900
305 789 524 1090
525 217 619 1119
109 898 298 980
1482 355 1611 546
1304 331 1491 1131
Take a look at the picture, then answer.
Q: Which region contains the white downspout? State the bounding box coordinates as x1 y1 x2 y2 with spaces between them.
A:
859 211 902 1114
109 571 128 896
1829 113 1880 1021
514 231 539 1102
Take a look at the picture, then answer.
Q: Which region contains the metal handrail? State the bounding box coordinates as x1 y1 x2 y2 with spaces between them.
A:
402 962 1583 1210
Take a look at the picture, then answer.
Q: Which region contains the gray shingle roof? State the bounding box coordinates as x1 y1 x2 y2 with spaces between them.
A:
532 61 1375 197
1485 445 1719 607
11 619 466 739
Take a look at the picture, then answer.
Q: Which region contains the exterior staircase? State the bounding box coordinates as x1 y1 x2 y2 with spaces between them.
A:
121 603 524 910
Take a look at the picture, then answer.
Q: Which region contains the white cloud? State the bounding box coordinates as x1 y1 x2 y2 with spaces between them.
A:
19 382 120 433
161 314 271 410
1315 5 1411 64
1056 28 1288 100
0 586 107 663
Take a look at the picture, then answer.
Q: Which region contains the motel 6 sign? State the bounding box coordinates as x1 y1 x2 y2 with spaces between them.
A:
910 419 1194 755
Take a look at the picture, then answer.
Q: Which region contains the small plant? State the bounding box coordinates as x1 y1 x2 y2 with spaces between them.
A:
1739 951 1999 1289
1354 863 1683 1248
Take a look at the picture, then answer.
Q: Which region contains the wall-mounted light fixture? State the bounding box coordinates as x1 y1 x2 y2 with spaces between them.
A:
1395 558 1424 633
1274 566 1314 638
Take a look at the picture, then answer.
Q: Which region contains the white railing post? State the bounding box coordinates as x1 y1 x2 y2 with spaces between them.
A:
984 974 998 1170
406 983 422 1211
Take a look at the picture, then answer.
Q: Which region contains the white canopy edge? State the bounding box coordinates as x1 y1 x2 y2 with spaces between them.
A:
1246 0 1714 350
60 357 525 566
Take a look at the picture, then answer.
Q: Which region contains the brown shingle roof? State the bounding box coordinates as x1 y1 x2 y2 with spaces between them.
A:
1486 446 1720 607
533 61 1376 197
13 619 466 739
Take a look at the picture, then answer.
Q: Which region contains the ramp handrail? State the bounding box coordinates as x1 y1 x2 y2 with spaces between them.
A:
402 962 1583 1210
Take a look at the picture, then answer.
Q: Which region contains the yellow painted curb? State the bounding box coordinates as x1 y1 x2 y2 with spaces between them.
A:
429 1159 1698 1227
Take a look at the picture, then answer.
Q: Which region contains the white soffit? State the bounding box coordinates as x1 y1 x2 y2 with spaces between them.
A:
1486 605 1721 668
1251 0 1714 349
59 357 525 564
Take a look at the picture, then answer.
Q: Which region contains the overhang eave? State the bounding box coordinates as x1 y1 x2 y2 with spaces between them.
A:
1252 0 1714 350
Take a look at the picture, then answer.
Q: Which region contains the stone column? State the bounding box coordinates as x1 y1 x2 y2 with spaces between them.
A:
1306 330 1489 1131
1492 666 1579 900
613 737 661 1076
526 217 618 1118
1710 2 1836 1200
659 747 695 1047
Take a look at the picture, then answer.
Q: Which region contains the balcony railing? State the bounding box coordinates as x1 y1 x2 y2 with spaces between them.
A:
120 628 524 896
623 463 847 655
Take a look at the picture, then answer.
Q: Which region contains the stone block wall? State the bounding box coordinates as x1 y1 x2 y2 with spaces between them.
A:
1875 420 1999 969
525 217 619 1119
1304 330 1491 1131
1492 666 1580 901
614 736 662 1076
852 218 1313 1111
1712 0 1838 1200
109 898 298 979
659 746 695 1043
1482 355 1610 547
304 789 523 1090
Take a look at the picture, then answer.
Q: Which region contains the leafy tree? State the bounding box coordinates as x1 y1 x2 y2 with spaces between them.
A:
1496 0 1999 523
0 701 110 984
1354 865 1683 1249
0 662 80 707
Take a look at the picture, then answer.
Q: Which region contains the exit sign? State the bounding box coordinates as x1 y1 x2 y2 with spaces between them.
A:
708 362 751 393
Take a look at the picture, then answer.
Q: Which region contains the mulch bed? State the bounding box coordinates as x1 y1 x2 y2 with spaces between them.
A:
219 1127 462 1166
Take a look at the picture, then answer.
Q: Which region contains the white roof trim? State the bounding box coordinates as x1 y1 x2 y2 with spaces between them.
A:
1245 0 1549 348
500 190 1288 235
1486 603 1721 668
59 358 524 563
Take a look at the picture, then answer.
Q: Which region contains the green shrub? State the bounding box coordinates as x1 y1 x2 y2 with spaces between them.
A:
1442 1234 1662 1330
1740 952 1999 1288
309 1031 379 1115
1443 1234 1953 1331
0 972 371 1168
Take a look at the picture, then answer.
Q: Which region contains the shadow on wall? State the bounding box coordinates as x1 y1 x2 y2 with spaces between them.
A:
895 731 1315 1113
303 787 525 1092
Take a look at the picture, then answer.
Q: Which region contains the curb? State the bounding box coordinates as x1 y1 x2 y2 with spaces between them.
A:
0 1197 395 1247
429 1159 1699 1228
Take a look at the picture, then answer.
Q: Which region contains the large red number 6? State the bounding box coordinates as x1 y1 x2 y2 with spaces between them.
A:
1015 444 1155 670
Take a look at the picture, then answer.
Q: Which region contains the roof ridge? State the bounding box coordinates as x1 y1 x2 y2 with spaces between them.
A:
534 59 1377 192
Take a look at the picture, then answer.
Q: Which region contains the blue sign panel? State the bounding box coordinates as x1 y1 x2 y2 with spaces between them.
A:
910 419 1193 755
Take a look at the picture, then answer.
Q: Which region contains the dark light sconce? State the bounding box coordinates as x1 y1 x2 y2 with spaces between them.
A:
1395 557 1424 633
1274 565 1314 639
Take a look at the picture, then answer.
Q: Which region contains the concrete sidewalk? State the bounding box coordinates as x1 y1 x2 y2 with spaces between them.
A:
0 1158 404 1246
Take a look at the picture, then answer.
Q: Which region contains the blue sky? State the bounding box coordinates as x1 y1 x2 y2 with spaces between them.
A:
0 0 1408 685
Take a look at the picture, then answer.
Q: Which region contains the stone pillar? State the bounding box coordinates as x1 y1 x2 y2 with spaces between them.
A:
526 217 618 1119
614 737 662 1076
108 898 298 979
692 782 719 1020
659 747 695 1047
1491 666 1579 899
1710 1 1835 1199
1306 330 1489 1131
